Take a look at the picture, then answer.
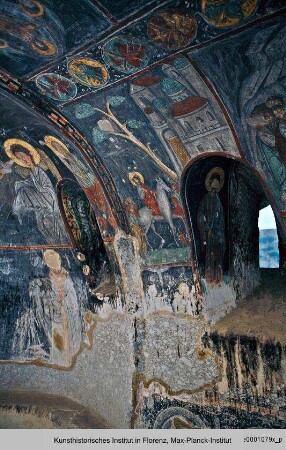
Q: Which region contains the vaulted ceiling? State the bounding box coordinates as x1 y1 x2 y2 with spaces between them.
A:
0 0 285 232
1 1 284 105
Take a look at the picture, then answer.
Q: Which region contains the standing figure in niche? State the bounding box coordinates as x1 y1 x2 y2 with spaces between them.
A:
247 97 286 207
197 167 226 284
27 249 82 367
4 138 67 245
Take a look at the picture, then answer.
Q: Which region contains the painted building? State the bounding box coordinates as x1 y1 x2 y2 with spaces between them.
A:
0 0 285 431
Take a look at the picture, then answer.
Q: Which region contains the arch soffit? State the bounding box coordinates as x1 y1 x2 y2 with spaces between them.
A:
0 71 129 238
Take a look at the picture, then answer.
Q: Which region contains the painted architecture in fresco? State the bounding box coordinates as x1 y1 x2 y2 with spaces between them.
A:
130 58 237 172
0 0 285 432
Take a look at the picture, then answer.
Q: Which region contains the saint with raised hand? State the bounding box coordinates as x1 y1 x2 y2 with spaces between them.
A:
4 138 68 244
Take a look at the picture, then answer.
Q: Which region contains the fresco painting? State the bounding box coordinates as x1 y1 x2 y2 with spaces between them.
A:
197 167 226 284
0 0 286 432
59 179 115 295
63 55 238 265
201 0 258 28
147 10 197 50
185 156 231 290
35 73 77 102
129 57 238 165
0 146 115 368
67 58 109 88
26 0 285 106
142 265 200 316
0 248 91 367
41 135 117 236
0 0 59 62
0 0 110 77
102 36 150 75
0 138 68 245
246 97 286 209
190 17 286 211
0 134 114 367
0 88 119 368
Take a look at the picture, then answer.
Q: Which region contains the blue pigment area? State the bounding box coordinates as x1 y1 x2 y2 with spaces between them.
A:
259 206 279 268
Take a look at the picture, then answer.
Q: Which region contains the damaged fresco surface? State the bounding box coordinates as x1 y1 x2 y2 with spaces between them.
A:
190 16 286 212
0 0 285 431
0 89 117 368
62 56 238 269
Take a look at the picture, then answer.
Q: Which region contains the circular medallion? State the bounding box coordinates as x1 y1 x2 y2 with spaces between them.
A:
147 11 197 50
67 58 109 88
201 0 257 28
102 35 150 74
36 73 77 102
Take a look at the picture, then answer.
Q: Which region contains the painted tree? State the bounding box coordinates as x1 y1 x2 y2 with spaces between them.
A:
75 96 178 181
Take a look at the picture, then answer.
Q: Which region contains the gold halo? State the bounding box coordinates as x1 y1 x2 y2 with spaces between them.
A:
128 171 144 186
205 167 225 192
0 39 8 49
4 138 40 168
44 135 69 158
21 0 44 17
30 38 57 56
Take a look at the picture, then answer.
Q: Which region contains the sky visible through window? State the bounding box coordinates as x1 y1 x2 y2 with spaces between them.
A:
258 205 279 268
258 205 277 230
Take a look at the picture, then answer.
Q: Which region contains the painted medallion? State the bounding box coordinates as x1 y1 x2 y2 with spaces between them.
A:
147 11 197 50
201 0 257 28
36 73 77 102
67 57 109 88
102 35 150 74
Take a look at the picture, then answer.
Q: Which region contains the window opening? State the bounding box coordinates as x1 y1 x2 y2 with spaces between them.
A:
258 205 279 268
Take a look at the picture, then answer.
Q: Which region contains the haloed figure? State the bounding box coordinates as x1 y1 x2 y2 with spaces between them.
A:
197 167 226 284
3 138 67 244
29 249 82 367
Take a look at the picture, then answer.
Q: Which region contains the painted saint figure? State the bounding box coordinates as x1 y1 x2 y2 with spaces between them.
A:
197 167 226 284
4 138 68 245
42 135 116 233
128 171 187 248
124 196 147 254
14 250 83 367
128 171 161 217
247 97 286 207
